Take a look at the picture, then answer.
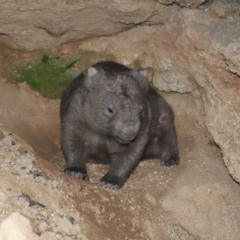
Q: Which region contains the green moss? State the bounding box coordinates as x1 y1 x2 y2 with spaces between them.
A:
11 52 86 99
0 49 111 99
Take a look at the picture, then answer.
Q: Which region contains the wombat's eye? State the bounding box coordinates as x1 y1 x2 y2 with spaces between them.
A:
105 105 115 116
139 106 144 115
108 106 114 113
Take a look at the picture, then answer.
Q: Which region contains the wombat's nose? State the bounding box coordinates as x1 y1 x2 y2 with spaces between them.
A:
122 122 139 141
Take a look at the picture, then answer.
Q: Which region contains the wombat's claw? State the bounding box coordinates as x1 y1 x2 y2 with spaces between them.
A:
96 180 120 189
161 156 180 167
65 169 89 181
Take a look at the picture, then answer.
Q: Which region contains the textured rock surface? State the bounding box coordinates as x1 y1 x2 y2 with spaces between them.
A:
162 182 240 240
0 124 92 239
0 0 178 51
178 3 240 183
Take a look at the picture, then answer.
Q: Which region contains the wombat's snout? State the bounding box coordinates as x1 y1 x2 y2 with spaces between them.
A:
121 122 139 141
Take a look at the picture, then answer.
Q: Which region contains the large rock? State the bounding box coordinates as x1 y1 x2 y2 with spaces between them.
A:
162 182 240 240
177 3 240 182
0 0 178 51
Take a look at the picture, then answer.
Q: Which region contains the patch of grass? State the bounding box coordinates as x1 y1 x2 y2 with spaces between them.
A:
12 52 86 99
0 49 111 99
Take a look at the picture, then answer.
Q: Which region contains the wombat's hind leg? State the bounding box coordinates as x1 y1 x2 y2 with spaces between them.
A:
160 150 180 166
158 114 180 166
159 130 180 167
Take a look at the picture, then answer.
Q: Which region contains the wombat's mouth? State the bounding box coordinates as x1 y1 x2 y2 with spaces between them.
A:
116 135 136 145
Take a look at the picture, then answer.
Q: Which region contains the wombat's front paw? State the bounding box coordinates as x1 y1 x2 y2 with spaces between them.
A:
161 155 180 167
97 174 125 189
64 167 89 181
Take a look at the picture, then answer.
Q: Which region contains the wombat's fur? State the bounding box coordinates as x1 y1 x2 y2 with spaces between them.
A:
60 61 179 188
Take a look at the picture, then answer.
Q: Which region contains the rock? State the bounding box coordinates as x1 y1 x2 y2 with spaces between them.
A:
0 125 91 240
162 182 240 240
153 70 198 93
0 1 177 51
177 6 240 183
0 212 38 240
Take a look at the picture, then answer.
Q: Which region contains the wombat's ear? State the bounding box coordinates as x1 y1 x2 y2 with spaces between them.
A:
130 69 149 91
83 67 104 89
87 67 98 78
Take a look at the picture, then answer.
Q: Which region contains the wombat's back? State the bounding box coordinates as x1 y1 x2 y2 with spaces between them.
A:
60 73 85 119
92 61 130 73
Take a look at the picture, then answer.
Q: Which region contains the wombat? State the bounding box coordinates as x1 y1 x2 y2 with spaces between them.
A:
60 61 179 189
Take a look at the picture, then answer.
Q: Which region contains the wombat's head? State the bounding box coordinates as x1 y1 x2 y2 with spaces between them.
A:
82 66 149 144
